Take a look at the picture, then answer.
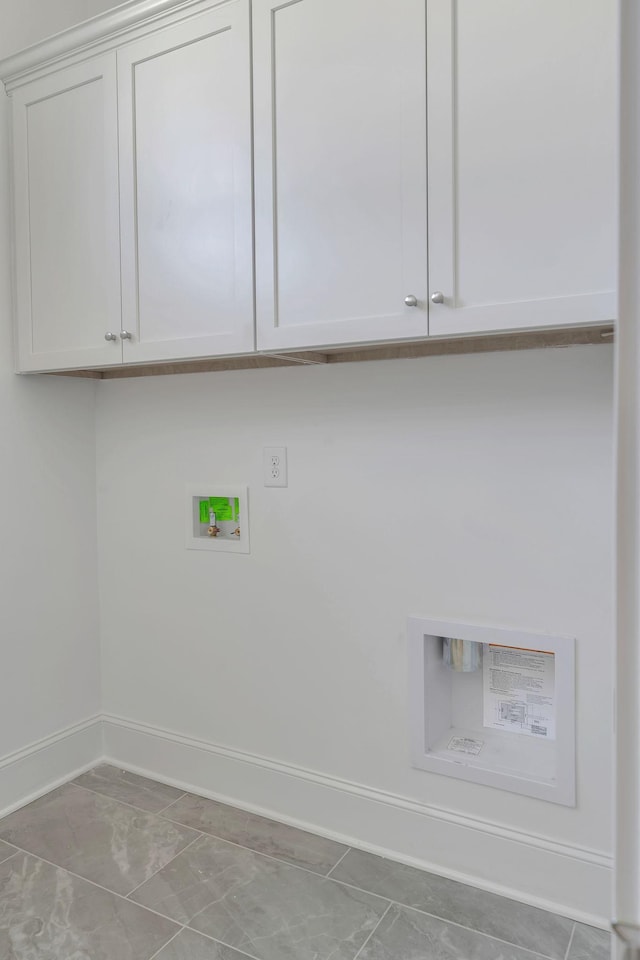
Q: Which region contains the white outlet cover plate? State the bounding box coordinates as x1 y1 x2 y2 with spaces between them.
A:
263 447 287 487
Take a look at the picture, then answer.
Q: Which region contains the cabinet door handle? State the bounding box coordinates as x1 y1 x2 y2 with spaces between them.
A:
120 331 133 340
104 332 118 342
404 295 418 307
430 291 445 304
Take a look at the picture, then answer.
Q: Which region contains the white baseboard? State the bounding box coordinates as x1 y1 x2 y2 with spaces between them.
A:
0 713 612 928
102 713 612 928
0 716 103 819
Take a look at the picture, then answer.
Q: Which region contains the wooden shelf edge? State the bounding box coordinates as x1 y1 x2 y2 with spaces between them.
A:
45 324 614 381
321 324 614 363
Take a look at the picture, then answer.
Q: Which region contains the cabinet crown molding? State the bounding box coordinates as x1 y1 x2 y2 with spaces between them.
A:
0 0 218 90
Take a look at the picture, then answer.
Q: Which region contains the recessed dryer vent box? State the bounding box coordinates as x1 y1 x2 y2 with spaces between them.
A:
186 484 249 554
408 617 575 806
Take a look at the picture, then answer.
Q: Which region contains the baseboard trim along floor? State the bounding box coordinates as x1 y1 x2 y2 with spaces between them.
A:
0 713 612 928
0 763 611 960
101 713 612 927
0 715 102 820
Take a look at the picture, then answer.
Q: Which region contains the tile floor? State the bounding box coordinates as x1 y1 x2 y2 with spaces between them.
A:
0 764 610 960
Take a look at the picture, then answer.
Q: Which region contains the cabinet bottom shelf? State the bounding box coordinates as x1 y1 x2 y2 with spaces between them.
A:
45 323 613 381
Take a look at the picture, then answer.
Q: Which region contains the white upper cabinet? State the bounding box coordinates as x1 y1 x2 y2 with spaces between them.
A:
3 0 617 372
253 0 429 352
12 56 122 371
426 0 617 337
117 0 254 362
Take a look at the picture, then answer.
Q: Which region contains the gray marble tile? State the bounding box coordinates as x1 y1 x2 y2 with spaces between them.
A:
568 924 611 960
331 850 573 960
154 928 255 960
0 782 199 896
0 840 16 865
74 764 186 813
0 850 179 959
162 792 347 875
359 904 551 960
131 834 389 960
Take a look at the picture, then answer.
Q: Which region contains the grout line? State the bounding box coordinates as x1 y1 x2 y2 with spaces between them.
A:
4 777 576 958
63 780 359 892
0 851 19 869
158 810 351 879
146 928 184 960
185 879 244 931
183 925 263 960
127 820 565 960
0 837 563 960
564 922 577 960
155 793 188 816
85 769 589 935
154 800 574 952
0 842 189 929
325 846 351 878
0 846 18 867
151 822 529 953
125 834 204 900
71 780 188 820
351 901 393 960
386 902 562 960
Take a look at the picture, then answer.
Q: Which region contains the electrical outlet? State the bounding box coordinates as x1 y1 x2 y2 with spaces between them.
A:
263 446 288 487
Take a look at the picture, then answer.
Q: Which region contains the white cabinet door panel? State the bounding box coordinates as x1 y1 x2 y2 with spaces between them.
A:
427 0 616 337
12 56 122 371
118 0 254 363
254 0 428 351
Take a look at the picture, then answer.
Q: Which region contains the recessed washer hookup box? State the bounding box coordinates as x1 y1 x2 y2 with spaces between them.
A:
407 617 575 807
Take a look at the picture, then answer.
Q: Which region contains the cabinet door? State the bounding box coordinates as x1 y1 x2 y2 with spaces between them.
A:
427 0 616 337
253 0 428 351
117 0 254 363
12 56 122 371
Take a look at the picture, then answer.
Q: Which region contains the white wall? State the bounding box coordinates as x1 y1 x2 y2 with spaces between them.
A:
0 0 117 800
0 0 615 922
96 344 614 920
